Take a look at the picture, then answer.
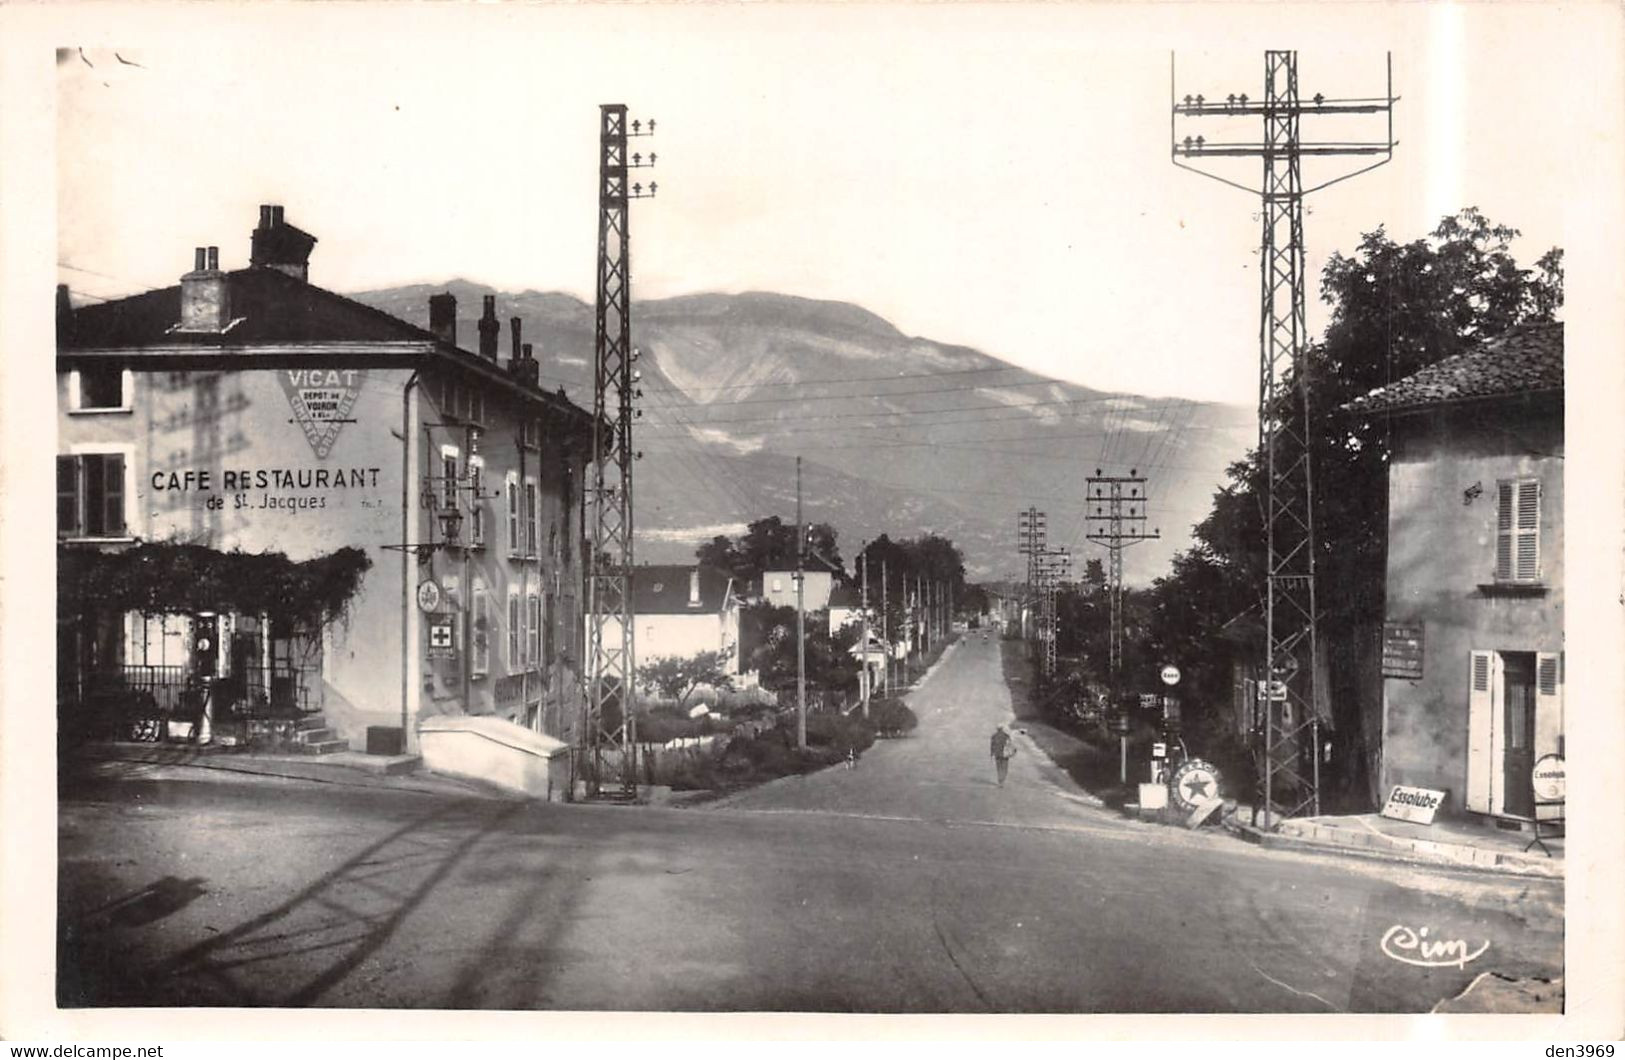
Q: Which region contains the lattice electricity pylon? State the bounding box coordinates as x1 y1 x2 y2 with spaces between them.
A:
1171 51 1395 827
1034 547 1071 677
1016 507 1046 644
1085 470 1159 701
583 103 657 800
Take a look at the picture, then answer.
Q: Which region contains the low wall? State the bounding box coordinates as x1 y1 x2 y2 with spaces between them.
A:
419 714 571 800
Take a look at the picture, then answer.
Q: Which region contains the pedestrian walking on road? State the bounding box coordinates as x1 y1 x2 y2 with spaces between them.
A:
990 722 1017 787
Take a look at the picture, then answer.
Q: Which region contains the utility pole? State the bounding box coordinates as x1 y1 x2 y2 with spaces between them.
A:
860 547 871 718
584 103 657 800
1086 469 1159 782
1172 51 1395 827
881 556 890 695
795 456 806 751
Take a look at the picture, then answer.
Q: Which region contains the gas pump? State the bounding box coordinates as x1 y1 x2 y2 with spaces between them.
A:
188 613 219 744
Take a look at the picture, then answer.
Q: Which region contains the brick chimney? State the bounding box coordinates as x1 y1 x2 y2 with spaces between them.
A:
249 204 316 282
478 295 500 360
515 342 540 386
428 293 457 346
506 317 524 374
179 246 231 332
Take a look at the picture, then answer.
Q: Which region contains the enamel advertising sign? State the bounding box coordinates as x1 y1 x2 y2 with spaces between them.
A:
279 368 366 459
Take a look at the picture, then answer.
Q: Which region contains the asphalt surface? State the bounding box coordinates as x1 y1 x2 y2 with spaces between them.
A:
57 635 1563 1012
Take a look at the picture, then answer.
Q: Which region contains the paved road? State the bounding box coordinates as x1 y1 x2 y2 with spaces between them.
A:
58 635 1562 1012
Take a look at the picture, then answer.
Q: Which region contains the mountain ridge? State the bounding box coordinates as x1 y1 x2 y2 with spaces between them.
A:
348 283 1253 582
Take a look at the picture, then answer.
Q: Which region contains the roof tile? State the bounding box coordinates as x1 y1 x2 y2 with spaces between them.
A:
1343 322 1563 414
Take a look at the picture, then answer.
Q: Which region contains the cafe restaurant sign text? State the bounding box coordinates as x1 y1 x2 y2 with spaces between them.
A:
150 465 383 513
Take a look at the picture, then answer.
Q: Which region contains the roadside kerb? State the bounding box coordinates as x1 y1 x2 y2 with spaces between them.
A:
1219 813 1563 879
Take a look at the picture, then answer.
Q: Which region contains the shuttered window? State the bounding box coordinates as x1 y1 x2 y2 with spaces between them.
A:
56 453 126 538
1495 479 1541 582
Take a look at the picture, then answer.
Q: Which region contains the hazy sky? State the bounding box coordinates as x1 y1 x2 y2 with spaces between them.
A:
54 4 1582 406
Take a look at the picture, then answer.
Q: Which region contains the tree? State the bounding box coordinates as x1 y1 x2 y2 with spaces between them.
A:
739 602 860 696
695 516 843 583
636 649 736 712
1145 209 1562 811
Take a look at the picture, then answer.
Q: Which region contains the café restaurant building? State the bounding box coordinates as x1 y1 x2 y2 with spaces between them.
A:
57 205 596 754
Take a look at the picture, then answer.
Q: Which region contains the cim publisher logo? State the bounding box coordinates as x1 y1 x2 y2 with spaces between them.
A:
279 368 366 459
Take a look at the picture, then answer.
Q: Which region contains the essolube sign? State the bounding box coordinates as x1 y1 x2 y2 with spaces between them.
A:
1381 784 1447 824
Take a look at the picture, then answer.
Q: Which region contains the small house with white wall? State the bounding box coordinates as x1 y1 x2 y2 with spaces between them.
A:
1344 322 1563 827
625 564 741 674
761 569 833 611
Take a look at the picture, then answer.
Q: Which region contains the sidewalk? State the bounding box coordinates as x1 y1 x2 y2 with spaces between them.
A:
1223 808 1563 879
66 741 517 799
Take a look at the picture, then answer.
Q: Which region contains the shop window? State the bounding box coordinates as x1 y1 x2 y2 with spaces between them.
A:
57 452 128 538
1495 479 1541 583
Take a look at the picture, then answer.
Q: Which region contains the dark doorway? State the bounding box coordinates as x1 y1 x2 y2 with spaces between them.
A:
1501 651 1536 818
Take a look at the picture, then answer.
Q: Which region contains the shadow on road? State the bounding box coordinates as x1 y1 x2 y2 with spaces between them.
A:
60 797 521 1007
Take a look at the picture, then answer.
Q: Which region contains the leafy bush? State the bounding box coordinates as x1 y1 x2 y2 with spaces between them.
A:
804 712 875 756
635 710 728 744
870 698 918 738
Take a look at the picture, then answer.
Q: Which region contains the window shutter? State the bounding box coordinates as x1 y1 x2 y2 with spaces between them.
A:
104 454 125 534
472 589 489 676
506 474 519 553
529 594 542 665
1465 650 1494 813
508 593 520 669
1515 480 1540 580
525 482 539 555
57 455 81 537
543 591 556 665
1536 652 1560 697
1495 482 1514 580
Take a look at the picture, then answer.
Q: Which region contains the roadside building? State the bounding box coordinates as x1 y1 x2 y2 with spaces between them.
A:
618 563 741 674
761 568 833 611
57 204 595 755
826 583 862 635
1344 321 1563 826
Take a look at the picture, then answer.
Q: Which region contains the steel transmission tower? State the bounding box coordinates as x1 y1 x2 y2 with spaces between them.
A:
1172 52 1395 827
1035 547 1071 677
583 103 657 800
1015 507 1046 646
1085 469 1159 700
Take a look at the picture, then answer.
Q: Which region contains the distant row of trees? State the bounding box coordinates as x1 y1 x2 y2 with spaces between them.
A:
690 518 985 700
